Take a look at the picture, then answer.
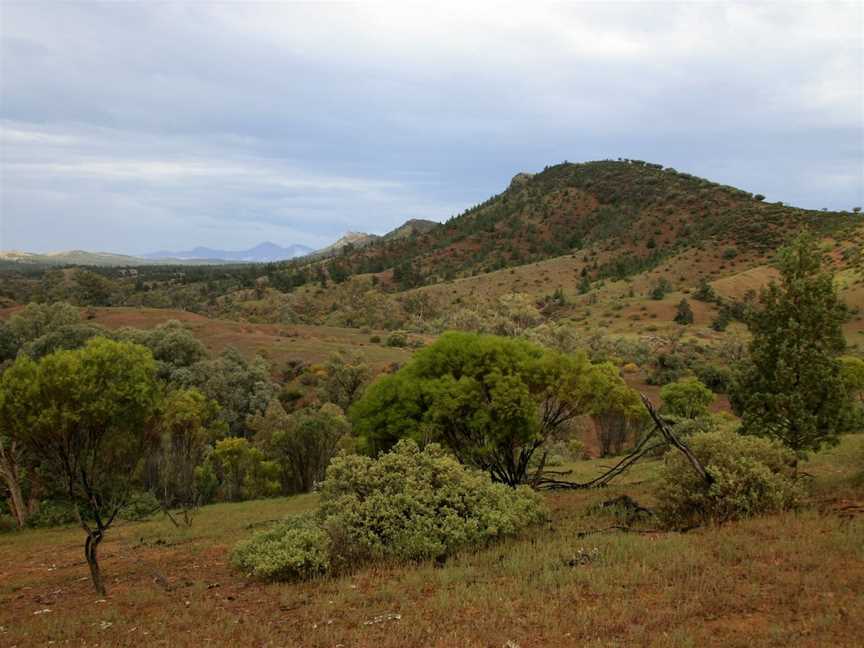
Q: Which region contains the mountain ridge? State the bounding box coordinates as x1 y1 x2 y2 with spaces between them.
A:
143 241 315 263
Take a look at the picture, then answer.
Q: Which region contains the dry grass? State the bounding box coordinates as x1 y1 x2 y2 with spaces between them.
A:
2 438 862 647
83 307 418 371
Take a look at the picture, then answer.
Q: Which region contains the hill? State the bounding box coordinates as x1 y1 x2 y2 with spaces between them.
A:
382 218 439 240
315 160 859 287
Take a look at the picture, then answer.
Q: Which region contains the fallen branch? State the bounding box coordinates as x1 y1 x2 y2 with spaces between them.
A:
534 392 712 490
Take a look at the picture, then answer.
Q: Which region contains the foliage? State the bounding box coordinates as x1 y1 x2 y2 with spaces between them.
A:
208 437 280 502
589 364 647 456
350 332 636 485
0 321 20 362
5 301 81 344
385 330 409 347
320 351 371 411
155 388 224 523
660 377 714 419
673 298 694 325
270 404 351 493
840 356 864 402
693 279 716 302
232 513 331 581
117 320 208 382
25 499 80 528
232 441 545 581
694 363 733 393
730 232 856 454
656 430 801 528
646 352 690 386
20 323 105 360
179 347 275 436
0 337 160 593
650 278 672 300
120 491 161 521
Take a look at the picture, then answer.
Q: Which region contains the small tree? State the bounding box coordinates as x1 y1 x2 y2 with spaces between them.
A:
650 278 671 300
321 351 371 411
156 388 224 526
578 274 592 295
674 298 694 325
350 332 634 485
591 366 647 456
730 232 855 454
209 437 279 501
271 404 350 492
0 338 159 594
693 279 716 302
660 377 714 419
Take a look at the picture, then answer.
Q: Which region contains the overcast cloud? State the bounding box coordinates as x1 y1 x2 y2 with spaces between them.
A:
1 1 862 254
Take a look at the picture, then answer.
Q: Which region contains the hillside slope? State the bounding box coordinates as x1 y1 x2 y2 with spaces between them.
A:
318 160 859 286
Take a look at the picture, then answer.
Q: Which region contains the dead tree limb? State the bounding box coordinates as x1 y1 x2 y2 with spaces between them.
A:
639 393 712 485
534 392 712 490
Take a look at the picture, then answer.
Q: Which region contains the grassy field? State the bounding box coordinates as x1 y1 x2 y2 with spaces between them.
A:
2 437 862 648
84 307 420 371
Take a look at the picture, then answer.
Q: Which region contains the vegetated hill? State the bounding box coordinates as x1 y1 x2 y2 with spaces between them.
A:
308 220 440 259
308 231 379 259
143 241 315 263
318 160 860 287
382 218 440 240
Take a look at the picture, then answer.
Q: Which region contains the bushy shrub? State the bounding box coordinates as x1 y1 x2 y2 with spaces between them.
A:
660 377 714 419
232 514 331 581
120 491 161 521
656 430 801 528
322 441 546 566
232 441 545 580
26 499 80 528
694 363 733 393
385 331 409 347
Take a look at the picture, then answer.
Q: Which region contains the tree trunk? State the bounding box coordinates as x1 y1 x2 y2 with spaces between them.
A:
6 480 27 528
0 461 27 528
85 530 106 596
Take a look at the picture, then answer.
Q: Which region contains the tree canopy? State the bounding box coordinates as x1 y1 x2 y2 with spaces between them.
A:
730 232 855 454
661 377 714 419
350 331 638 485
0 337 160 593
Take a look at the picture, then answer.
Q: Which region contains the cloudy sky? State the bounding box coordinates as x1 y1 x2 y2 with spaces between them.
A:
1 1 862 254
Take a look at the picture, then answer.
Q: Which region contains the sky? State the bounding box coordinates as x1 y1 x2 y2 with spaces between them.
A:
1 1 862 255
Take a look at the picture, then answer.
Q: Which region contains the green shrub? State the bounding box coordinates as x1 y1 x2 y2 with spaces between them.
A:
120 491 161 521
385 331 408 347
660 377 714 418
322 441 546 566
26 499 80 528
656 430 801 528
232 440 545 580
232 514 330 581
694 363 733 393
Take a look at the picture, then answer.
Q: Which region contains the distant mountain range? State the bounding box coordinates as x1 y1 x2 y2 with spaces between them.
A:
142 241 315 263
0 219 441 267
0 250 224 267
